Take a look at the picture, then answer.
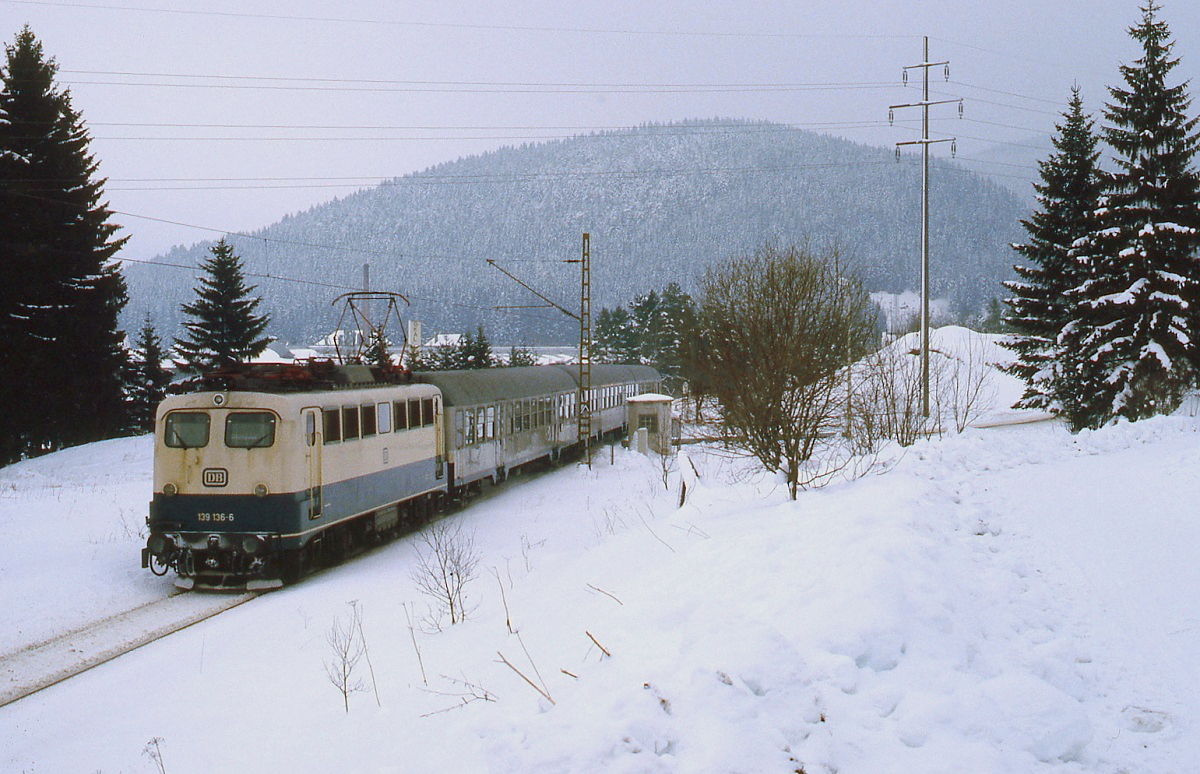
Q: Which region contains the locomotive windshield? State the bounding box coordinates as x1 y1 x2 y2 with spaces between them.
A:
164 412 210 448
225 412 277 448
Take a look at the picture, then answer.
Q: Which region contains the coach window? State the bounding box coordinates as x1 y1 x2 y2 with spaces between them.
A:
394 400 408 431
342 406 360 441
463 409 473 445
408 399 421 429
455 410 465 448
485 406 495 440
226 412 276 449
164 411 210 448
377 401 392 434
361 403 377 438
422 398 434 426
323 408 341 444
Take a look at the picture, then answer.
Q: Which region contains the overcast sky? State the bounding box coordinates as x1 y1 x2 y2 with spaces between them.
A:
3 0 1198 275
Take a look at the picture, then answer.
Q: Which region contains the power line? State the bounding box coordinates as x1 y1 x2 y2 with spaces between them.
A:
60 77 895 96
5 1 918 40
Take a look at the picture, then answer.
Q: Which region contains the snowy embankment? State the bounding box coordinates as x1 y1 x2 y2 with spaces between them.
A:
2 329 1199 773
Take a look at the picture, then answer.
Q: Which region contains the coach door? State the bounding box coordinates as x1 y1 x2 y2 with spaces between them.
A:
303 408 323 519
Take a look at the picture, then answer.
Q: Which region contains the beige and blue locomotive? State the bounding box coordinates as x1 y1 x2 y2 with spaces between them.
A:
143 361 661 589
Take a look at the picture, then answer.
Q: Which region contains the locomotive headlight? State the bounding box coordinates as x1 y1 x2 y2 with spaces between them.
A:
162 482 178 497
253 483 269 497
241 535 264 554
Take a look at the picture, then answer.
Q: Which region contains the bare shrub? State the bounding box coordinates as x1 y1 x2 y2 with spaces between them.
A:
851 343 936 448
933 330 998 433
850 329 1000 447
411 521 481 627
142 737 167 774
324 604 369 712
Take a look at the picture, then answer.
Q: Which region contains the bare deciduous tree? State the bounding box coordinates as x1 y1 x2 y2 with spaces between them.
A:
411 521 481 626
684 243 877 499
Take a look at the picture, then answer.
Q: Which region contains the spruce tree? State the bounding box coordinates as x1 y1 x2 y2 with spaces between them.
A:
1064 1 1200 428
125 315 172 434
1003 87 1102 413
0 26 129 462
594 305 638 364
174 238 271 374
507 344 536 367
653 283 696 393
461 325 493 369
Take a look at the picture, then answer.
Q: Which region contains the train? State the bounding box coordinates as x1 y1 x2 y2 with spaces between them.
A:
142 360 662 590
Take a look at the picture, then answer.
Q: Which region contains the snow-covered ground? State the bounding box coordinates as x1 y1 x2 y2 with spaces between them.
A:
3 329 1200 772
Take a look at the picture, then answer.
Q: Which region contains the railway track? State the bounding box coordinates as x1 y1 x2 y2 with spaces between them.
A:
0 590 256 708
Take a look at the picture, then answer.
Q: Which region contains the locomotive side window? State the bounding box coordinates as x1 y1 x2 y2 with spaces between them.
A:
422 398 434 426
342 406 360 441
377 401 392 434
164 411 210 448
394 400 408 431
361 403 377 438
323 407 341 444
408 399 421 429
226 412 276 448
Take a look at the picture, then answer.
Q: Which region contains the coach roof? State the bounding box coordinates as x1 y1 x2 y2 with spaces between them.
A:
413 364 661 407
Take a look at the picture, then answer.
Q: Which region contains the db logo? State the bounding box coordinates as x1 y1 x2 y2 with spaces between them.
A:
203 468 229 487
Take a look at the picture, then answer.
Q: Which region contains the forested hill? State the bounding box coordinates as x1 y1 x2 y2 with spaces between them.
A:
123 119 1030 346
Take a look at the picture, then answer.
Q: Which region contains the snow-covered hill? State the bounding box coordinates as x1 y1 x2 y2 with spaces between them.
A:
123 120 1027 345
3 340 1200 772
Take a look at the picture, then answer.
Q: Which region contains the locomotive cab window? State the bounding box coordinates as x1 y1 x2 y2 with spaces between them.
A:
226 412 276 448
164 411 210 448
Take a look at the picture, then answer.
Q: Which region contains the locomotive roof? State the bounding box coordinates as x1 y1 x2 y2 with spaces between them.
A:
414 364 660 407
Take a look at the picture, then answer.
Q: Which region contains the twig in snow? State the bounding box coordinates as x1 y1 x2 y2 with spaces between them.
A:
402 602 428 686
491 566 514 633
350 600 381 707
586 583 624 605
637 511 676 553
496 651 555 704
419 675 497 717
586 630 611 658
516 631 551 697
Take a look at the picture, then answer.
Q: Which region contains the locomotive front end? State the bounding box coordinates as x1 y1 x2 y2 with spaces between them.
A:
143 390 305 590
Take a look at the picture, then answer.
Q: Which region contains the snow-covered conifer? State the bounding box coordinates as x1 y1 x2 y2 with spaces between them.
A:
174 239 271 374
1062 1 1200 429
0 26 130 463
1003 87 1102 414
